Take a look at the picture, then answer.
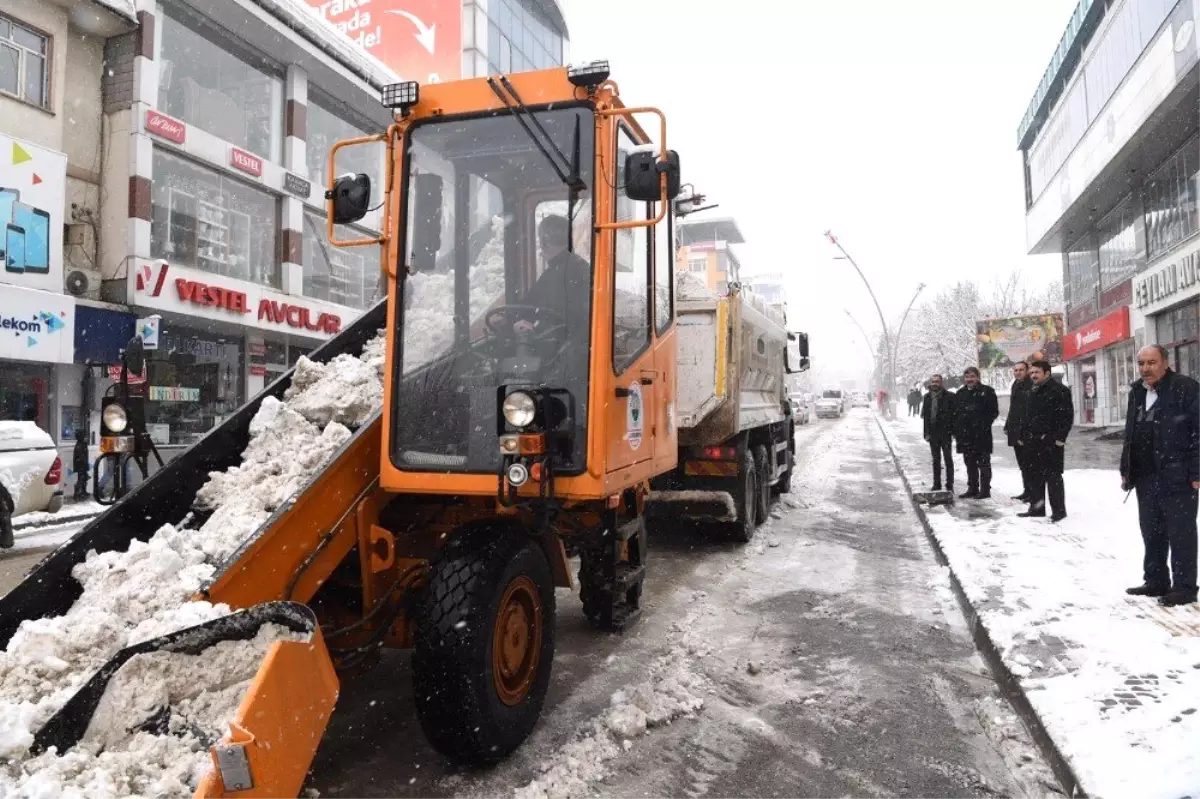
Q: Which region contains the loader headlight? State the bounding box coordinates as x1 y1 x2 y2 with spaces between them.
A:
502 391 537 429
103 404 128 433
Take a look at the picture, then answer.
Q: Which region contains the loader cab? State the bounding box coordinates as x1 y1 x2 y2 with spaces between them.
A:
327 68 681 500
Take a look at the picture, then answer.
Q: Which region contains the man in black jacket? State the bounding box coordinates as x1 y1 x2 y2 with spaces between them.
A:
1019 360 1073 521
1005 361 1035 501
954 366 1000 499
921 374 956 493
1119 345 1199 607
908 387 922 417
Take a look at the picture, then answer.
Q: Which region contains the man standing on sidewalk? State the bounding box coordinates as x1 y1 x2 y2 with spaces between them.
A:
1005 361 1034 501
954 366 999 499
908 387 922 417
922 374 956 494
1019 360 1073 522
1120 345 1199 607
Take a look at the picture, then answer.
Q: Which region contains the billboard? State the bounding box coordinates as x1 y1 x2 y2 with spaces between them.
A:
975 313 1065 368
0 134 67 294
305 0 462 84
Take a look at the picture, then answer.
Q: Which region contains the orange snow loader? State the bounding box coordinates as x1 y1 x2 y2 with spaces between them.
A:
0 63 685 796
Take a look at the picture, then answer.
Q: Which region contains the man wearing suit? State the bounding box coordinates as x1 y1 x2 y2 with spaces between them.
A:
1019 360 1073 522
921 374 956 493
1005 361 1035 501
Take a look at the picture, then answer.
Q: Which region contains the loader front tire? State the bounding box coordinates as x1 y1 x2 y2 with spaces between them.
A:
413 527 556 765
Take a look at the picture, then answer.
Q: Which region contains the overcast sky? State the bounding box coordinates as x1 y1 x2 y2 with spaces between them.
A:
561 0 1079 384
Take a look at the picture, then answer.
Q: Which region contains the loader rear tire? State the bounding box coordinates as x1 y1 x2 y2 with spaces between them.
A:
412 526 555 765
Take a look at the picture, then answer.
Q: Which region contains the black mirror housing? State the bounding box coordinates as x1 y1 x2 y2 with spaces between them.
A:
624 149 681 202
328 173 372 225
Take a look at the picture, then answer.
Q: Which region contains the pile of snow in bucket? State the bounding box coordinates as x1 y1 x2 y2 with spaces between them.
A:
0 332 386 797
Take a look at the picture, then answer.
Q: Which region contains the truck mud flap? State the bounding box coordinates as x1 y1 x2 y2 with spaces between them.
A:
0 300 387 648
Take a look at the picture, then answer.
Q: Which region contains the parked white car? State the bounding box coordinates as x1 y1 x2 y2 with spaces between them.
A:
789 397 810 424
814 390 845 419
1 421 65 535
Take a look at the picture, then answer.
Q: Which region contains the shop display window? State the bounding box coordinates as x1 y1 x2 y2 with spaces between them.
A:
306 95 383 193
1144 135 1199 260
144 329 243 446
151 149 279 287
301 210 381 309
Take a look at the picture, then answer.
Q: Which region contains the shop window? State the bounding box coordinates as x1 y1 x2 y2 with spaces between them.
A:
305 95 384 197
0 14 48 108
0 362 49 429
151 149 280 287
147 327 243 445
156 9 282 161
1144 135 1199 259
301 210 381 309
1097 197 1144 290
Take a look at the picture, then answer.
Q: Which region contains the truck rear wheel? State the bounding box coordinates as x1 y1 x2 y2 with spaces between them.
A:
412 526 555 765
752 445 771 522
729 450 758 543
776 449 794 495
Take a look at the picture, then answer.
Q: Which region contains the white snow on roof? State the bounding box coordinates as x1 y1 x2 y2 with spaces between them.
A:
253 0 401 89
88 0 136 23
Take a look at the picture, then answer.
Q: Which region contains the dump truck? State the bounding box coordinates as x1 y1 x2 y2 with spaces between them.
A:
647 279 809 541
0 63 687 797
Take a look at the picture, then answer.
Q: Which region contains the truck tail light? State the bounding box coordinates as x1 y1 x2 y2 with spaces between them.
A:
45 456 63 485
698 446 737 461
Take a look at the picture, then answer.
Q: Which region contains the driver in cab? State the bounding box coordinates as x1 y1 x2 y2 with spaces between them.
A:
512 214 590 336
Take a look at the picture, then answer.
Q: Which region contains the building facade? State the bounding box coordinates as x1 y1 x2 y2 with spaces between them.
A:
1018 0 1198 427
677 217 745 295
1 0 569 489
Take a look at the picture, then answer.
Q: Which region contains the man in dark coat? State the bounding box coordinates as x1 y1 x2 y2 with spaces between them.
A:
1019 360 1073 521
1005 361 1034 501
921 374 956 493
1120 345 1199 607
954 366 999 499
908 388 922 417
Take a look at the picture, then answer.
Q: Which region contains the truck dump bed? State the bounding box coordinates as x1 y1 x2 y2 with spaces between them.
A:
675 285 788 446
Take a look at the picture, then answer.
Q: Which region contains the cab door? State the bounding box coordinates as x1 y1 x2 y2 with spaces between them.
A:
605 125 656 474
651 200 678 477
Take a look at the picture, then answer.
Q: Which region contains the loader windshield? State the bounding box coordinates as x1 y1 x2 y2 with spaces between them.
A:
392 105 594 474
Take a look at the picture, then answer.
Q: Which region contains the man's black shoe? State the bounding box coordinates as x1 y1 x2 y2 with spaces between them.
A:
1125 583 1171 597
1158 591 1198 607
959 489 978 499
931 484 942 492
1012 493 1030 502
1017 509 1046 518
1050 513 1067 523
976 491 991 500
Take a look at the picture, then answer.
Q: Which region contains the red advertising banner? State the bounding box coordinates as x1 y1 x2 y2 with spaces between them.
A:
230 147 263 177
305 0 462 84
145 110 186 144
1062 306 1131 361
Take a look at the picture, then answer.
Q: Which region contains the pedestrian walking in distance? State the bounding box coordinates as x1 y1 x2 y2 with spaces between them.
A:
908 387 922 417
922 374 956 494
1120 345 1199 607
1019 360 1073 522
1006 361 1035 502
954 366 999 499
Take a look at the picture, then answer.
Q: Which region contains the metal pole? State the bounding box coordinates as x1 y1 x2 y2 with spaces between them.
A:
891 283 926 393
844 309 880 388
826 231 893 389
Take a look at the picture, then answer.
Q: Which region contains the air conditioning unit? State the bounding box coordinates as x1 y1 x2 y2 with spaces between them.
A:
65 268 103 300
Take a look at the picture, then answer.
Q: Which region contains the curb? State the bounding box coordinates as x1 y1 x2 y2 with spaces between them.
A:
13 508 101 532
873 414 1085 799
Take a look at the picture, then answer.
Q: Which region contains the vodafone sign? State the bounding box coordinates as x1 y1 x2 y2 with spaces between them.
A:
1062 306 1131 361
132 261 345 339
305 0 462 83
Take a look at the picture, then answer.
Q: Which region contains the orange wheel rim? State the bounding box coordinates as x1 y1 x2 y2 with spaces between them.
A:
492 575 542 706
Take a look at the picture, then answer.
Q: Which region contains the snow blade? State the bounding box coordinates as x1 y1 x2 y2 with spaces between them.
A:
0 299 387 648
30 601 317 757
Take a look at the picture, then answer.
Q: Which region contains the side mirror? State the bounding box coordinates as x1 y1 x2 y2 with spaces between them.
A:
411 173 444 271
123 335 145 378
624 149 681 202
328 173 372 225
786 332 810 374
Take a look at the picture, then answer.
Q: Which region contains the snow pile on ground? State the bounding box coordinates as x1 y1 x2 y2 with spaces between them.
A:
0 331 386 794
13 500 106 531
881 415 1200 799
514 619 707 799
676 271 714 300
9 624 303 799
403 215 507 369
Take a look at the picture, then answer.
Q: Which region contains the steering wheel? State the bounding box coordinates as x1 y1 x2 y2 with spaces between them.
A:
484 305 567 342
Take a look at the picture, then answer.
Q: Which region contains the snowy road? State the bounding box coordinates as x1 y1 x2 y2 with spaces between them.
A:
309 410 1057 798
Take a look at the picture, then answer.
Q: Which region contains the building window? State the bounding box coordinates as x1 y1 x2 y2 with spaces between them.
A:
1156 301 1200 378
687 256 706 273
301 210 381 309
1097 197 1143 290
1144 135 1199 260
156 9 283 161
484 0 565 74
1065 234 1098 310
146 326 243 446
306 94 384 196
0 15 49 108
151 149 280 287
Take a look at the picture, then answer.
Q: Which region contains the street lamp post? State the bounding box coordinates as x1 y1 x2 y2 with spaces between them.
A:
891 282 926 392
845 309 883 390
826 231 893 390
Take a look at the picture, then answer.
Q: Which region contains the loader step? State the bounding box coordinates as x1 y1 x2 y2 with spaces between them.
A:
608 605 642 633
613 563 646 593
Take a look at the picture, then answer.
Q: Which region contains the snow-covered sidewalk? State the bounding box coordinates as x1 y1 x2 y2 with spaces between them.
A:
880 414 1200 799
